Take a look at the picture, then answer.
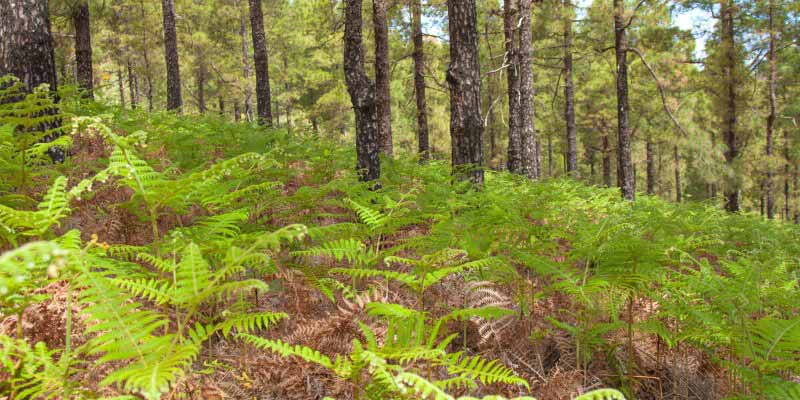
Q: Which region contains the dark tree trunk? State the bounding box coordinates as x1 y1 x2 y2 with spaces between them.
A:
504 0 522 173
0 0 59 93
721 0 738 212
373 0 392 155
483 19 497 166
284 54 292 133
0 0 62 163
234 101 241 122
646 138 655 195
518 0 538 179
447 0 484 184
603 135 611 188
161 0 182 111
765 0 776 219
196 62 206 113
219 95 225 116
709 131 717 199
240 1 253 122
674 143 681 202
249 0 272 126
72 2 93 98
128 61 138 109
785 129 791 220
613 0 634 200
412 0 429 161
118 66 126 108
547 135 553 177
140 0 154 111
563 0 578 176
343 0 380 182
588 147 596 181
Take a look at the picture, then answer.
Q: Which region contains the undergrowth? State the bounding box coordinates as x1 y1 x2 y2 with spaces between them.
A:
0 81 798 399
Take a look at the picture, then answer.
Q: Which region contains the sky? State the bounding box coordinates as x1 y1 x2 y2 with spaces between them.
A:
673 7 716 59
422 0 717 60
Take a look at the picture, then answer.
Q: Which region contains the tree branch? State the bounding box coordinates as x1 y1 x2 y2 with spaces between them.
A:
627 47 689 138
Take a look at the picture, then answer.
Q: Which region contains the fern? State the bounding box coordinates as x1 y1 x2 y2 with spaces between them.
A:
572 389 626 400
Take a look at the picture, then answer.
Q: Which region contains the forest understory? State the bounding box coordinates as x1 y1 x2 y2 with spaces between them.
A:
1 91 799 400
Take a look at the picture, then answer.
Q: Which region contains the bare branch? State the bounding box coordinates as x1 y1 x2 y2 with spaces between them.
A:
627 47 690 138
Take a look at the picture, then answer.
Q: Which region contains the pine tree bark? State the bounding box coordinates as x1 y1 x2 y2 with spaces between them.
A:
563 0 577 176
284 54 292 133
196 62 206 113
504 0 522 173
613 0 634 200
161 0 182 111
240 2 253 122
249 0 273 126
0 0 58 93
343 0 380 182
412 0 429 161
128 61 138 109
765 0 776 218
721 0 739 212
373 0 392 155
140 0 154 111
602 135 611 188
674 143 681 202
72 2 93 98
411 0 430 162
646 138 655 195
785 130 791 220
518 0 538 179
117 66 126 108
447 0 484 184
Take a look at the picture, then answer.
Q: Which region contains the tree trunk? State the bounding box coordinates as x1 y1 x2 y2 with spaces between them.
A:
603 135 611 188
483 19 497 166
373 0 392 155
721 0 738 212
674 143 681 202
140 0 154 111
161 0 182 111
219 94 225 116
412 0 429 161
128 61 138 109
234 101 241 122
196 62 206 113
504 0 522 173
765 0 776 218
284 54 292 133
118 66 126 108
547 135 553 177
518 0 538 179
0 0 62 163
249 0 272 126
785 129 790 220
447 0 484 184
240 1 253 122
0 0 59 93
646 138 655 195
563 0 578 176
72 2 93 98
343 0 380 182
614 0 634 200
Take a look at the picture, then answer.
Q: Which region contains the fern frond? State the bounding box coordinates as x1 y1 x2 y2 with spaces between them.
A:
236 334 335 370
293 238 371 265
441 352 529 388
218 312 288 337
572 389 626 400
347 199 387 231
